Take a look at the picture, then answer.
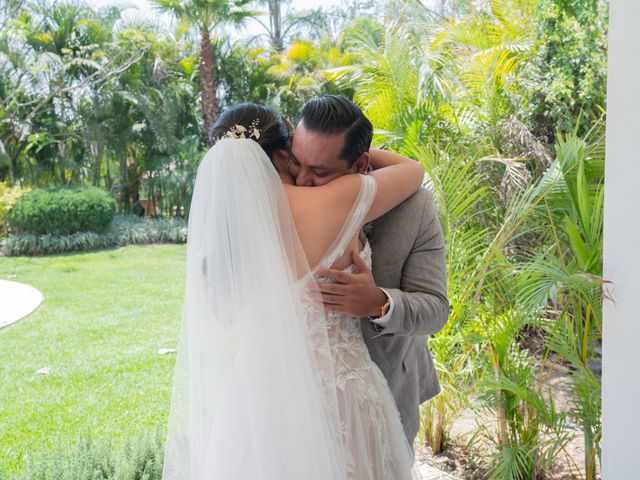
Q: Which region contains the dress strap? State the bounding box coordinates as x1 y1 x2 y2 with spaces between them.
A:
315 175 377 271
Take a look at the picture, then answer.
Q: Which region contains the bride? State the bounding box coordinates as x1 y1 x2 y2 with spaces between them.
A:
162 103 424 479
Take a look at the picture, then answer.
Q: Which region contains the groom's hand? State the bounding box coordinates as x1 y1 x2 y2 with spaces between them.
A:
316 250 388 317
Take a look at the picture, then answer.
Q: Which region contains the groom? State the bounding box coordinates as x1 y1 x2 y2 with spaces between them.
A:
288 95 449 446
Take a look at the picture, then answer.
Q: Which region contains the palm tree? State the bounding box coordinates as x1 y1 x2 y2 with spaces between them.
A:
250 0 339 53
252 0 287 52
431 0 536 129
0 1 140 185
516 129 605 479
329 20 456 150
152 0 256 138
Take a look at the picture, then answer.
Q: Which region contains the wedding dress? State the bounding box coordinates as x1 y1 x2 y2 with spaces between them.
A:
162 138 417 480
311 174 418 480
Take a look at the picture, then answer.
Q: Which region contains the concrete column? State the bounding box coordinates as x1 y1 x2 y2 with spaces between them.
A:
602 1 640 477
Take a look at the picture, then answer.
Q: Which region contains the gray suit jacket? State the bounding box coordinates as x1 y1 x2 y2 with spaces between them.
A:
360 187 449 445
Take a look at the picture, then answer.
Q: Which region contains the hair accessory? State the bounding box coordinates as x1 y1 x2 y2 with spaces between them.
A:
216 119 261 142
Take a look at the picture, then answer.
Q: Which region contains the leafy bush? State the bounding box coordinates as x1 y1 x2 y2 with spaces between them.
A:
0 230 120 256
521 0 609 142
8 429 165 480
8 186 116 235
112 215 187 245
0 182 31 238
1 215 187 256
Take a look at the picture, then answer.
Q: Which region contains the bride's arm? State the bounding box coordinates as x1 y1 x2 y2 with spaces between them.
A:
369 148 412 170
363 148 424 223
284 149 423 260
296 148 423 224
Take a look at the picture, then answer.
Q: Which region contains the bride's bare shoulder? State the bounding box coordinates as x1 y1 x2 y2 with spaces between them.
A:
284 174 363 206
284 176 364 266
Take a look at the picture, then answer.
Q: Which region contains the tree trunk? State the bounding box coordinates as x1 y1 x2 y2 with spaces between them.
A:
93 152 102 187
270 0 283 53
3 132 18 183
105 155 112 191
492 348 510 451
59 161 66 185
10 153 17 183
128 161 141 207
119 154 130 212
199 29 218 141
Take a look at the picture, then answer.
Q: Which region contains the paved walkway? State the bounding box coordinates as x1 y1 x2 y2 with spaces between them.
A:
0 279 43 329
417 462 462 480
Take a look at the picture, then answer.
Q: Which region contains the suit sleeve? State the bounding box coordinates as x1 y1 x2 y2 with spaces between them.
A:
373 190 449 337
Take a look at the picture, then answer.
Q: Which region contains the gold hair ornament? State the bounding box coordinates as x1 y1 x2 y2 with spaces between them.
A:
215 119 261 142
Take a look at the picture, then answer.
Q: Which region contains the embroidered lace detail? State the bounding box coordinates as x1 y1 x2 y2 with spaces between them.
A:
306 241 408 479
298 175 415 479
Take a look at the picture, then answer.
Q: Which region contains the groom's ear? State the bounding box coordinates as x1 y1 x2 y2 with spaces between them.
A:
352 152 370 174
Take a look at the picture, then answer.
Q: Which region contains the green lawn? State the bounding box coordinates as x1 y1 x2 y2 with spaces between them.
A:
0 245 186 476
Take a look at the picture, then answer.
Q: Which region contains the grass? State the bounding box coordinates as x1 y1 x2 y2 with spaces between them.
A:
0 245 186 477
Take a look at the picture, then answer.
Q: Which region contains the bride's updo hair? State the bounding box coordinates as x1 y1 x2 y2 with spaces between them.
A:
209 103 292 161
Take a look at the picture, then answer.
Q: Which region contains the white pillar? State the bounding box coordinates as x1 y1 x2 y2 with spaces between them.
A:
602 1 640 477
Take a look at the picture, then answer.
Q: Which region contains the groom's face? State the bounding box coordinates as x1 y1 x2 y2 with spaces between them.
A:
290 122 359 187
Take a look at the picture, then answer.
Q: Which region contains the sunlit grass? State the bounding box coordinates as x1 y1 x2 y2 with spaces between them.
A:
0 245 186 476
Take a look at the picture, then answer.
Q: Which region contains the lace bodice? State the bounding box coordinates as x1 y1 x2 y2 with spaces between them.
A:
321 240 377 382
300 239 396 479
298 174 414 479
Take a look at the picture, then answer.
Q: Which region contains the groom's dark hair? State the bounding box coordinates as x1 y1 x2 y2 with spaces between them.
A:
299 96 373 167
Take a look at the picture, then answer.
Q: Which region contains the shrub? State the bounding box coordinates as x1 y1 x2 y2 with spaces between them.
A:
0 230 120 256
112 215 187 245
0 182 31 238
1 215 187 256
8 186 116 235
9 429 165 480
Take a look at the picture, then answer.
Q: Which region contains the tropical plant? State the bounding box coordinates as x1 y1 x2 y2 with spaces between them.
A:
521 0 609 143
516 128 605 479
87 25 199 211
407 119 575 472
256 0 286 52
251 0 304 53
142 134 202 217
431 0 536 133
0 2 143 185
472 308 571 480
411 144 489 454
1 213 187 256
151 0 256 137
0 181 29 237
330 20 458 150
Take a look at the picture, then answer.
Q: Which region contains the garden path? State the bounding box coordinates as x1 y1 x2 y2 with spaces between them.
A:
417 462 462 479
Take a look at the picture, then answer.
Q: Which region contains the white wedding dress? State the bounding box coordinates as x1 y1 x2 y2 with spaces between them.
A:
309 174 418 480
162 138 417 480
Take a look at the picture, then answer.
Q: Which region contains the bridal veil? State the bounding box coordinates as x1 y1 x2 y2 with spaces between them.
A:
162 138 348 479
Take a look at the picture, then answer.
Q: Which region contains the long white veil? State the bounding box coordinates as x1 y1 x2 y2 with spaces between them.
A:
162 138 347 479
